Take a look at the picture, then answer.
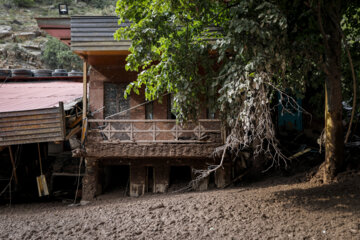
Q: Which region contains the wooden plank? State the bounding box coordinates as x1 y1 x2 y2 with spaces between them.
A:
68 115 82 128
0 113 60 123
0 137 63 147
0 127 62 137
0 119 60 128
59 102 66 139
0 122 60 131
0 108 59 118
65 125 81 141
0 132 61 142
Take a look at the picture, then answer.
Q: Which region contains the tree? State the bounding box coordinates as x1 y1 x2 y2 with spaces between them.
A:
41 36 82 71
115 0 359 182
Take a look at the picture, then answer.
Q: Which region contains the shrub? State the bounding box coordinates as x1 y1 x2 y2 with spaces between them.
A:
41 37 82 71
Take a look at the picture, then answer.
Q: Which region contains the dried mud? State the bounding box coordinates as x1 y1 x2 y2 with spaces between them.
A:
1 172 360 240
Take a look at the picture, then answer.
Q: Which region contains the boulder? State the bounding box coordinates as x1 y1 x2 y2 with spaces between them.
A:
0 26 12 39
13 32 36 41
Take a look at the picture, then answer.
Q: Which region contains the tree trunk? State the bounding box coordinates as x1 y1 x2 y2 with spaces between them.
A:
322 0 344 183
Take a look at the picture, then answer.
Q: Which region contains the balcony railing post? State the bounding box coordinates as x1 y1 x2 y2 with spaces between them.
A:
198 121 201 140
175 122 178 141
90 119 222 143
108 122 111 140
130 122 133 141
153 122 156 141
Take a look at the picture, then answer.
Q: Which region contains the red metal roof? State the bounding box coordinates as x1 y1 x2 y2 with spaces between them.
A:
0 81 83 112
36 18 71 46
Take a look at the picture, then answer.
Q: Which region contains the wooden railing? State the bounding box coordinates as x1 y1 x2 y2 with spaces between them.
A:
87 119 223 144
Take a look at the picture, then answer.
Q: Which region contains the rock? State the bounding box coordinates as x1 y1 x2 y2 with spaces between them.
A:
19 43 41 51
0 26 12 39
10 20 22 25
13 32 36 41
80 200 90 206
149 203 165 211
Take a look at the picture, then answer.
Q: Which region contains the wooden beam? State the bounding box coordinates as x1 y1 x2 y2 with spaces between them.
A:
65 125 81 141
81 60 88 146
8 146 18 185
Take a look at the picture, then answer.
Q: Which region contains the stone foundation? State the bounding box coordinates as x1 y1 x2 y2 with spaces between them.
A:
81 157 232 200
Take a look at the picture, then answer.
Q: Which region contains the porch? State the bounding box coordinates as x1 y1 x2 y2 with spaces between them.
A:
87 119 224 144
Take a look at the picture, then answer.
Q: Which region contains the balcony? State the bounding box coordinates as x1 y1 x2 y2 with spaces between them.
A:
87 119 223 144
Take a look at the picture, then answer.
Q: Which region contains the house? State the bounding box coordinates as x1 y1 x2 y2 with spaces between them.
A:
0 74 84 199
37 16 231 200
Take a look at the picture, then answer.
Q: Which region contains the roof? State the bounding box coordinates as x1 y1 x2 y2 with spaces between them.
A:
0 81 83 112
36 17 71 46
70 16 131 52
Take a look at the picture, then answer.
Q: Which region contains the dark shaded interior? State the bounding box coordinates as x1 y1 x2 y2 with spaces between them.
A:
170 166 192 185
102 165 129 192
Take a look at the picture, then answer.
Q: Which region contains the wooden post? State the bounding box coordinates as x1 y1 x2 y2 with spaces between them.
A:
59 101 65 139
8 146 18 185
81 60 88 146
82 60 87 122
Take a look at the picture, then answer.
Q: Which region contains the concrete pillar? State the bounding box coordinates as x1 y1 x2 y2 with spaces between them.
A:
215 164 232 188
82 157 101 201
130 164 146 197
154 165 169 193
191 167 209 191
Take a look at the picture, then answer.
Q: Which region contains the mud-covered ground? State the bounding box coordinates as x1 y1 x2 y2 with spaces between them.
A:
1 172 360 240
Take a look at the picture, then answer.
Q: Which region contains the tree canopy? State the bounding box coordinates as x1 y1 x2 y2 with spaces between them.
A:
115 0 360 180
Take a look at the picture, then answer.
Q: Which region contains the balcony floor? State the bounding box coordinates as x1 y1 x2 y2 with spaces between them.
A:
74 141 222 159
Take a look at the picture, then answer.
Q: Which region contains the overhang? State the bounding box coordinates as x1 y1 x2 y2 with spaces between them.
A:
71 16 131 56
36 17 71 46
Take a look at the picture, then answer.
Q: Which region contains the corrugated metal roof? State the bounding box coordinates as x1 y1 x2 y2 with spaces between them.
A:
71 16 131 52
0 105 66 146
0 81 83 112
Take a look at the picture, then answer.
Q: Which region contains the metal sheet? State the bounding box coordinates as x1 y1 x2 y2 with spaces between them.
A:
71 16 131 52
0 104 66 146
0 81 83 112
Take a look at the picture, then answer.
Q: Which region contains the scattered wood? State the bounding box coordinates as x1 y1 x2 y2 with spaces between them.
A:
65 125 81 141
222 171 248 189
68 116 82 129
288 148 311 160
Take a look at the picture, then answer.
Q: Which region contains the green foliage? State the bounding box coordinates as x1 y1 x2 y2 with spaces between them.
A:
41 37 82 71
81 0 114 8
115 0 313 122
115 0 360 164
1 0 34 7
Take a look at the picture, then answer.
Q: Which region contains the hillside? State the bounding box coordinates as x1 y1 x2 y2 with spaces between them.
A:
0 0 117 70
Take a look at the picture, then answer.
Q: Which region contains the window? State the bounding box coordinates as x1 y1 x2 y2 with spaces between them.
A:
167 94 176 119
145 102 153 119
207 87 216 119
